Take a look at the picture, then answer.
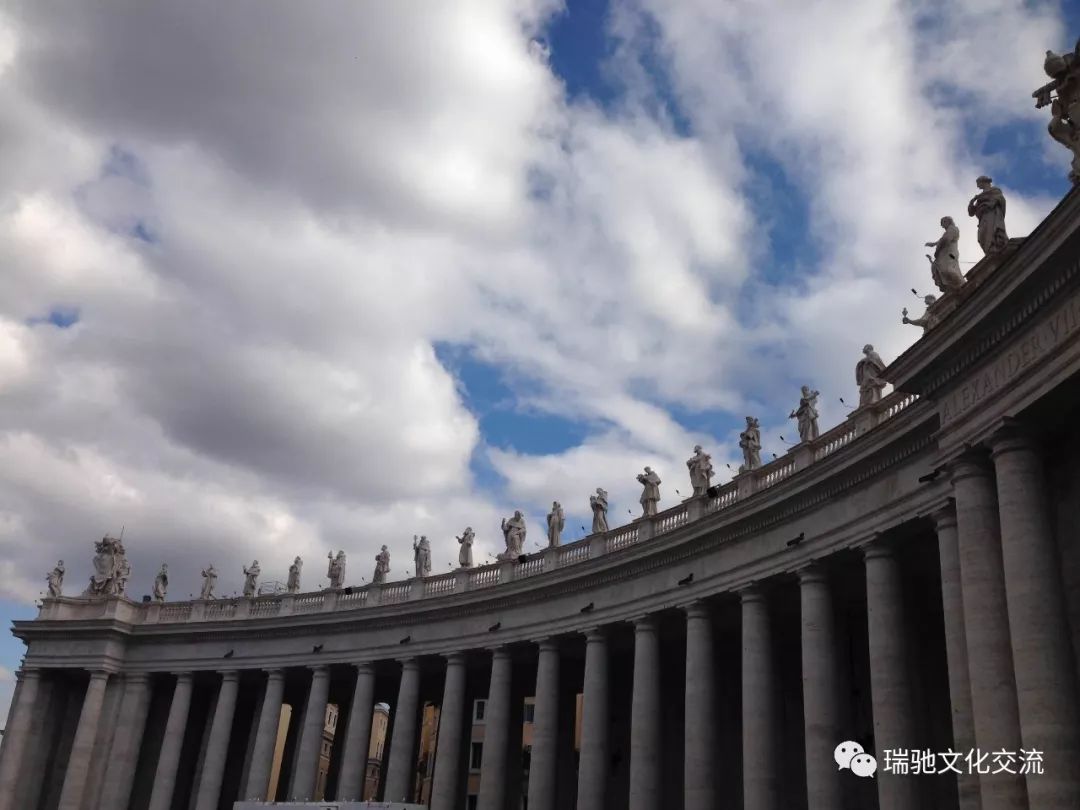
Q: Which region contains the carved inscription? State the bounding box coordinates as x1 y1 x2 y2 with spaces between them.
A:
941 288 1080 423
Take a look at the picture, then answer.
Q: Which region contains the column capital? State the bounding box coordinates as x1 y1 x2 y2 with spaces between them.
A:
988 418 1040 459
88 669 110 682
738 582 766 603
124 671 152 684
353 661 375 674
948 448 994 483
583 625 607 643
398 656 420 671
796 561 828 584
682 600 711 620
443 651 468 666
488 645 512 660
263 668 285 681
219 670 240 682
309 664 330 676
15 667 42 682
534 637 560 652
930 502 957 530
632 613 658 631
862 535 896 561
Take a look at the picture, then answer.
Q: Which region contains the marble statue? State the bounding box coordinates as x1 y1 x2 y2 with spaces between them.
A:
926 217 965 293
856 344 888 407
968 176 1008 255
739 417 762 472
590 488 609 533
547 501 564 547
457 527 474 567
413 535 432 578
84 535 129 598
637 467 662 517
287 556 302 594
373 546 390 584
327 550 346 589
200 565 217 599
46 560 64 598
500 511 527 560
902 295 941 332
242 560 261 598
686 445 714 497
153 564 168 602
789 386 821 443
1033 39 1080 183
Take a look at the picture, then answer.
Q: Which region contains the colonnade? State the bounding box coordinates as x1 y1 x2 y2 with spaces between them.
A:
1 428 1078 810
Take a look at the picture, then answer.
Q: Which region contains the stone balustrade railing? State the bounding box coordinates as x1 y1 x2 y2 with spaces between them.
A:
38 390 919 626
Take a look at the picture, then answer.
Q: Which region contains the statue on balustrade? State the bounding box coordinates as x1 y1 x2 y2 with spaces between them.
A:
287 556 302 593
902 294 941 332
457 527 474 567
500 511 527 560
1033 39 1080 183
46 560 64 598
590 487 609 533
547 501 564 546
327 550 346 589
686 445 714 497
153 564 168 602
84 535 129 598
856 344 888 407
925 216 966 293
739 417 762 472
968 176 1008 255
242 560 261 597
637 467 662 517
200 564 217 599
789 386 821 442
373 546 390 583
413 535 432 577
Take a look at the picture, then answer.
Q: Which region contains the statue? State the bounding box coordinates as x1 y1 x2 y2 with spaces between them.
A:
46 560 64 598
1033 39 1080 183
413 535 432 577
327 551 346 589
590 488 609 533
902 295 941 332
967 176 1008 255
287 556 302 594
373 545 390 583
856 344 888 407
153 564 168 602
242 560 261 598
84 535 129 598
547 501 564 547
200 564 217 599
499 511 527 560
636 467 661 517
457 527 474 567
739 417 762 472
686 445 714 497
789 386 821 442
925 217 965 293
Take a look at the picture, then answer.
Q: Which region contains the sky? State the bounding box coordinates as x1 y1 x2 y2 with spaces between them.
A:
1 0 1078 721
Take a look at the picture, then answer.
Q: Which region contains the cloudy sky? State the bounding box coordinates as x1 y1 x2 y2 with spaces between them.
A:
0 0 1077 716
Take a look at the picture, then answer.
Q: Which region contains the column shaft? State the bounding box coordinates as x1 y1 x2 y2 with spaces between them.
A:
337 664 376 800
684 603 715 810
799 565 842 810
576 627 609 810
99 673 153 810
57 671 110 810
430 654 468 810
526 641 560 810
148 673 194 810
291 666 332 800
992 431 1080 807
742 587 778 810
193 671 240 810
244 670 286 801
476 648 513 810
629 616 661 810
382 659 421 803
0 669 41 810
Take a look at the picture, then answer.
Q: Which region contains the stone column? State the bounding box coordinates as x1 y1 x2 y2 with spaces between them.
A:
951 454 1026 810
683 602 715 810
244 669 286 801
430 653 468 810
526 640 560 810
337 663 376 800
193 671 240 810
99 672 153 810
291 665 331 800
57 670 110 810
991 428 1080 807
864 540 919 810
477 647 513 810
576 627 609 810
629 615 661 810
382 658 421 803
798 564 842 810
741 586 778 810
148 673 194 810
932 505 979 810
0 668 41 810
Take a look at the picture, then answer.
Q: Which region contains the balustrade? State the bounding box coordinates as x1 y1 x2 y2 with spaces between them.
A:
557 542 589 567
424 573 457 596
605 524 639 552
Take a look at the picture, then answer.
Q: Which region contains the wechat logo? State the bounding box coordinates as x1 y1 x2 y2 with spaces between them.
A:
835 740 877 778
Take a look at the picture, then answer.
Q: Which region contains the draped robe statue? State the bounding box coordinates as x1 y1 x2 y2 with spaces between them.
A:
590 488 609 533
856 344 888 406
242 560 261 597
153 564 169 602
413 535 432 577
457 528 474 567
686 446 714 497
84 535 128 598
739 417 762 471
1033 40 1080 183
373 546 390 584
327 551 346 589
637 467 662 517
500 511 527 560
200 565 217 599
547 502 564 547
790 386 821 442
926 217 965 292
903 295 941 333
47 560 65 598
287 557 303 593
